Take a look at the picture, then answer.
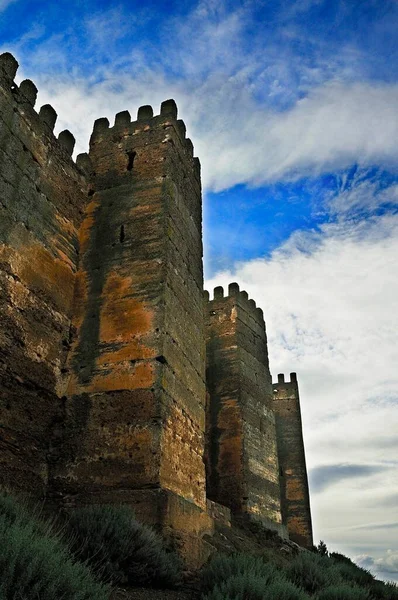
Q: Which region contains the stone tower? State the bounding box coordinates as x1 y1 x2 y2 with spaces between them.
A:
50 101 211 556
272 373 313 548
205 283 284 532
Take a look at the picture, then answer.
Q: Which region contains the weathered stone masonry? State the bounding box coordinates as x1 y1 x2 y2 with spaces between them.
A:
0 51 313 560
205 283 283 532
272 373 313 548
0 53 88 496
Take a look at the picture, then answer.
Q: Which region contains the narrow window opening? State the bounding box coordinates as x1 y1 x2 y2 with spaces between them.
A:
120 225 125 243
280 466 284 477
127 151 136 171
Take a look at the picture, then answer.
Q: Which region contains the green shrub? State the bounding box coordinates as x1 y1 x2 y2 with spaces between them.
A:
370 580 398 600
317 584 370 599
0 513 109 600
265 580 310 599
203 573 309 600
329 552 354 565
201 552 281 592
0 492 50 533
67 505 182 588
286 552 340 594
333 561 374 587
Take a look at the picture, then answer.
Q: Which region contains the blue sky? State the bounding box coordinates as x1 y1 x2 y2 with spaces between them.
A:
1 0 398 581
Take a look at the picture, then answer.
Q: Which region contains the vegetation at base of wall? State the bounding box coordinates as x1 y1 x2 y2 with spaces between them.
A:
203 574 309 600
286 552 340 594
0 494 110 600
66 505 183 588
200 550 398 600
201 552 281 592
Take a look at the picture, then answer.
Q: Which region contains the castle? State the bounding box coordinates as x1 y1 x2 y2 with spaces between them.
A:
0 52 312 564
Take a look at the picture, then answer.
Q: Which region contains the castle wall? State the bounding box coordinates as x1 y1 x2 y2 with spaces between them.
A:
0 53 88 495
272 373 313 548
49 101 210 555
205 284 283 528
0 51 313 559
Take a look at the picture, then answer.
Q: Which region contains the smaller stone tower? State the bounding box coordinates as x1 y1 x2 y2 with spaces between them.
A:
205 283 283 532
272 373 313 548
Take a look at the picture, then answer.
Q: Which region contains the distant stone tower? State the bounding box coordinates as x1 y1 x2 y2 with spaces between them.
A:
205 284 284 532
272 373 313 548
49 101 211 558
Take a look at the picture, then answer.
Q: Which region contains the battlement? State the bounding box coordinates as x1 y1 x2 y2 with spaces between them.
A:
204 282 264 323
88 99 200 181
0 52 88 168
273 372 298 386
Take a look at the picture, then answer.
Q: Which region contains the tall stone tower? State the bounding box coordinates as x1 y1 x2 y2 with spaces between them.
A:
272 373 313 548
49 101 211 556
205 283 284 531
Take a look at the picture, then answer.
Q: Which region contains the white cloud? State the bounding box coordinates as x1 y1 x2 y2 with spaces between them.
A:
205 214 398 556
4 1 397 191
357 550 398 581
191 80 398 190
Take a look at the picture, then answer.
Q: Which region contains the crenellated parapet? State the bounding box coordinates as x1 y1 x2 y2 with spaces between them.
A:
205 282 284 533
205 282 265 325
90 100 199 174
0 52 83 162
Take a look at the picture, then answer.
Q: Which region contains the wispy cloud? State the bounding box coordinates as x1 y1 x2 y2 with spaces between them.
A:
357 550 398 581
309 464 390 494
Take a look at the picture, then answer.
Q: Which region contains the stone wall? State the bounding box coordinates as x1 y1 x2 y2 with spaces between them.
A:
205 283 283 528
0 53 88 496
272 373 313 548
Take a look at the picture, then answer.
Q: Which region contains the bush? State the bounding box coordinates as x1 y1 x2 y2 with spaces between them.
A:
0 492 51 534
317 584 370 599
201 552 280 593
0 512 109 600
67 505 182 588
333 561 374 587
370 580 398 600
203 574 309 600
329 552 355 565
286 552 340 594
265 580 310 599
